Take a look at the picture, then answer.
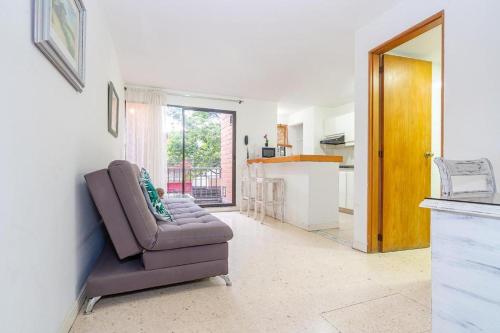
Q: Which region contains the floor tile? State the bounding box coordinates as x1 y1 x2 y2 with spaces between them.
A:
313 213 354 246
71 212 430 333
322 293 431 333
397 280 432 308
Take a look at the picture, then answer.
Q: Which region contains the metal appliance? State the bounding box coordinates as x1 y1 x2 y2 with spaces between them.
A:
277 146 287 157
262 147 276 158
320 133 345 145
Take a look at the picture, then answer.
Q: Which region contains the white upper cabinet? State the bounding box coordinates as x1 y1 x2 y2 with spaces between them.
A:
324 111 355 145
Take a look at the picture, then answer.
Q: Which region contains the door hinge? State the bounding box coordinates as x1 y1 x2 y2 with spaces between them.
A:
377 234 383 242
378 150 383 158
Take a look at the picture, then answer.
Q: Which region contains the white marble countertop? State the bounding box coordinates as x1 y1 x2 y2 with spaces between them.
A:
420 193 500 219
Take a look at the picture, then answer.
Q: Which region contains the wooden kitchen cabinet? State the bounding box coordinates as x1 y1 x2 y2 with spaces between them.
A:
277 124 292 156
277 124 291 147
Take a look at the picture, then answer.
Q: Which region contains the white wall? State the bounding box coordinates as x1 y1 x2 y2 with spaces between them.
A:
314 106 340 153
277 112 289 124
288 123 304 154
166 95 277 207
0 1 124 332
431 62 442 197
324 102 355 123
282 103 355 160
354 0 500 252
284 106 346 155
322 103 355 164
323 102 355 140
286 106 316 154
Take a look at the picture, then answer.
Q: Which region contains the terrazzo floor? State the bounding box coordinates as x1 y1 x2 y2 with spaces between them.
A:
313 213 354 247
70 212 431 333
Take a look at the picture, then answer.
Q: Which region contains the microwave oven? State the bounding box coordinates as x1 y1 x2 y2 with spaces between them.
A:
262 147 276 158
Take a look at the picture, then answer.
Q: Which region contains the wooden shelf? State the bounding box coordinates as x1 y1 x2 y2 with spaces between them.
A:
277 143 293 148
247 155 343 164
277 124 290 147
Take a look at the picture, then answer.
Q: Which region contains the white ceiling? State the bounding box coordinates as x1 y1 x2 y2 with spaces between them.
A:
101 0 403 107
388 26 442 64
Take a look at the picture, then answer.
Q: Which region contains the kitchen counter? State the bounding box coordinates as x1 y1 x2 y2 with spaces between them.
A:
247 155 342 231
247 154 343 164
420 194 500 332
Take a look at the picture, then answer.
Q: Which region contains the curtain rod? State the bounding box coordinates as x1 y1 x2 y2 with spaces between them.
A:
125 85 244 104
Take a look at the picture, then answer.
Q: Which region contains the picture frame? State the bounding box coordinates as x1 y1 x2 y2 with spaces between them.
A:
108 82 119 138
33 0 86 92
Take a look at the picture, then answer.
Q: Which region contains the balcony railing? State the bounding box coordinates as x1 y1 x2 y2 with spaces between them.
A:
167 166 225 205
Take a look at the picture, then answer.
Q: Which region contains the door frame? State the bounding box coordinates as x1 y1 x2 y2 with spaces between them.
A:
367 11 445 253
168 105 237 208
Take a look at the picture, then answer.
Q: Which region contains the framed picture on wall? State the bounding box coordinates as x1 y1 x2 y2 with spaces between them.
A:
33 0 86 92
108 82 119 137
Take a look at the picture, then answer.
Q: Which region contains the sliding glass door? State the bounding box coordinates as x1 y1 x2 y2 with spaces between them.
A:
164 106 236 206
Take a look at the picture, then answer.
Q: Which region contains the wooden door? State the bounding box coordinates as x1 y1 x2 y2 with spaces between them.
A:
381 54 432 252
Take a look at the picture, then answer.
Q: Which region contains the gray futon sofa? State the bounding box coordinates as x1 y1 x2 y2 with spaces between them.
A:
83 160 233 313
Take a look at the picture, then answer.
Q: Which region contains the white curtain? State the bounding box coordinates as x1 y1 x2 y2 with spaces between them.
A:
125 87 167 187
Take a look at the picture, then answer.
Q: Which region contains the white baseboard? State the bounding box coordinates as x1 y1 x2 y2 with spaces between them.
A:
304 223 340 231
59 284 87 333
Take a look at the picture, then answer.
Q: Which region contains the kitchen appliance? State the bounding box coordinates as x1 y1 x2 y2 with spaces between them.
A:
277 146 287 157
262 147 276 158
320 133 345 145
244 135 249 159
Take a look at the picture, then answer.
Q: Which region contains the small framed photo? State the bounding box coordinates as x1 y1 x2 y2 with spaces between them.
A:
33 0 86 92
108 82 119 137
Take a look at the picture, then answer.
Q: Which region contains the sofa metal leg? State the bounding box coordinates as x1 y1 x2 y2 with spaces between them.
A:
220 274 232 286
84 296 102 314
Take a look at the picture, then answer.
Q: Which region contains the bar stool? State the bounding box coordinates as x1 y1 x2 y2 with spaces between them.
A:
253 163 285 223
240 163 255 216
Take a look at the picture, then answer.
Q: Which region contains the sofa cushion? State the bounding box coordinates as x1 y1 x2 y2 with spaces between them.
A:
144 199 233 250
84 169 142 259
166 199 229 225
108 160 159 250
138 168 173 222
86 244 228 298
142 243 228 270
152 219 233 250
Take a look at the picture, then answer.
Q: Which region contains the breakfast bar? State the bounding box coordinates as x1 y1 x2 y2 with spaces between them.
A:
247 155 343 231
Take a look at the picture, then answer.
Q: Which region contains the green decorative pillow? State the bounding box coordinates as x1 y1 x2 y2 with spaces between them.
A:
139 168 174 222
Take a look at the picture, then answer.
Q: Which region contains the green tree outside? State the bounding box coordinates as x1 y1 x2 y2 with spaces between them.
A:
166 109 221 169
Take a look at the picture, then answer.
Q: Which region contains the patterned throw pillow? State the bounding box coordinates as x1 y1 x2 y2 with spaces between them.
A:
139 168 174 222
